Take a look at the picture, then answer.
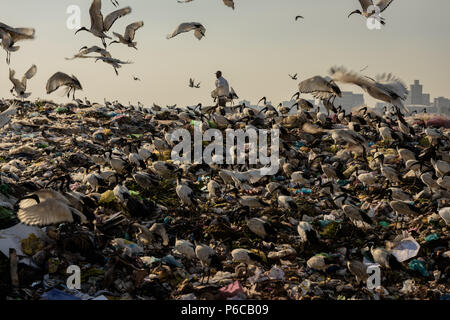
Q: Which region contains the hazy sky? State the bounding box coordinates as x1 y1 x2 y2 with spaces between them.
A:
1 0 449 107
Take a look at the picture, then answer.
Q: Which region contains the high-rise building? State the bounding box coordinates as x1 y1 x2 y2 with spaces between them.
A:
410 80 423 105
434 97 450 115
422 93 430 106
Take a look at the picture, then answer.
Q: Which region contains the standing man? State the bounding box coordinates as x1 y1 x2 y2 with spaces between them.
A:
212 71 230 107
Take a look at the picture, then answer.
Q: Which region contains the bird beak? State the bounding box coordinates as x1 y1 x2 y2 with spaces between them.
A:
348 10 360 18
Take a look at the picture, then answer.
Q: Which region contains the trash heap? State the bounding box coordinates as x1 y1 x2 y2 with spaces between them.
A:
0 99 449 300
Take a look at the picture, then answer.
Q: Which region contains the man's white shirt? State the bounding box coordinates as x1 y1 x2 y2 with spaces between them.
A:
214 76 230 98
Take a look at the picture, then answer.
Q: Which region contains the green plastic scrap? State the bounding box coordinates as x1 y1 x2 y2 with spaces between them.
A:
425 233 439 242
379 221 390 228
408 259 428 277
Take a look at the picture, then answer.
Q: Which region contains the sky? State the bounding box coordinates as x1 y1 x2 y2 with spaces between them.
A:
1 0 450 107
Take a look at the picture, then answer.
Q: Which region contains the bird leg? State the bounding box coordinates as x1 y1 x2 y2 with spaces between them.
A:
206 268 211 284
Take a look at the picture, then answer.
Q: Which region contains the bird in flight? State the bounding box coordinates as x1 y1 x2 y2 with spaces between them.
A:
9 64 37 100
0 22 35 65
289 73 298 80
65 46 112 60
133 76 141 81
189 78 201 88
329 66 409 114
46 72 83 100
110 21 144 50
75 0 132 48
295 15 304 21
348 0 395 25
167 22 206 40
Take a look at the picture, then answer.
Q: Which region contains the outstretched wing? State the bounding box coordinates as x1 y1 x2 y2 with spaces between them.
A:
46 72 75 94
103 6 132 32
375 73 408 100
18 199 74 226
359 0 374 12
9 69 22 88
167 23 204 39
23 64 37 81
375 0 394 13
89 0 105 32
298 76 340 100
329 66 374 89
124 21 144 41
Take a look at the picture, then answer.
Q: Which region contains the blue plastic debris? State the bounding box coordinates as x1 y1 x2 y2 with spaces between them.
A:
163 216 172 224
162 255 183 268
293 141 306 148
319 220 331 227
41 288 81 300
301 188 312 194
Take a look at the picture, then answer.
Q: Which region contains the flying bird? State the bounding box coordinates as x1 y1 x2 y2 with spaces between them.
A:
289 73 298 80
16 190 87 226
90 56 133 75
295 15 304 21
167 22 206 40
0 23 35 64
66 45 112 60
348 0 395 25
9 64 37 100
46 72 83 100
223 0 235 10
329 66 409 114
133 76 141 81
110 21 144 49
75 0 132 48
293 76 342 114
189 78 201 88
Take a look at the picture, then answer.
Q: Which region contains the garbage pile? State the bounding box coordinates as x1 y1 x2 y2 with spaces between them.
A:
0 99 449 300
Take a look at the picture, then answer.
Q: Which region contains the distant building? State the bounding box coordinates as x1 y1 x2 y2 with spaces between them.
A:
334 91 365 112
423 94 430 106
434 97 450 115
407 80 431 106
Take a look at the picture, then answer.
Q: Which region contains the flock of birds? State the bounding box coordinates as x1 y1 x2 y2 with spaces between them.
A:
0 0 398 102
1 0 449 297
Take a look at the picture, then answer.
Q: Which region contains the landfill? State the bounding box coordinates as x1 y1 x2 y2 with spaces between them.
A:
0 98 449 301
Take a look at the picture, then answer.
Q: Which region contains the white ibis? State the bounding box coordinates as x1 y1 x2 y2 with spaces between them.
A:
330 66 409 114
110 21 144 49
167 22 206 40
75 0 131 48
46 72 83 100
0 23 35 64
9 65 37 100
348 0 395 25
